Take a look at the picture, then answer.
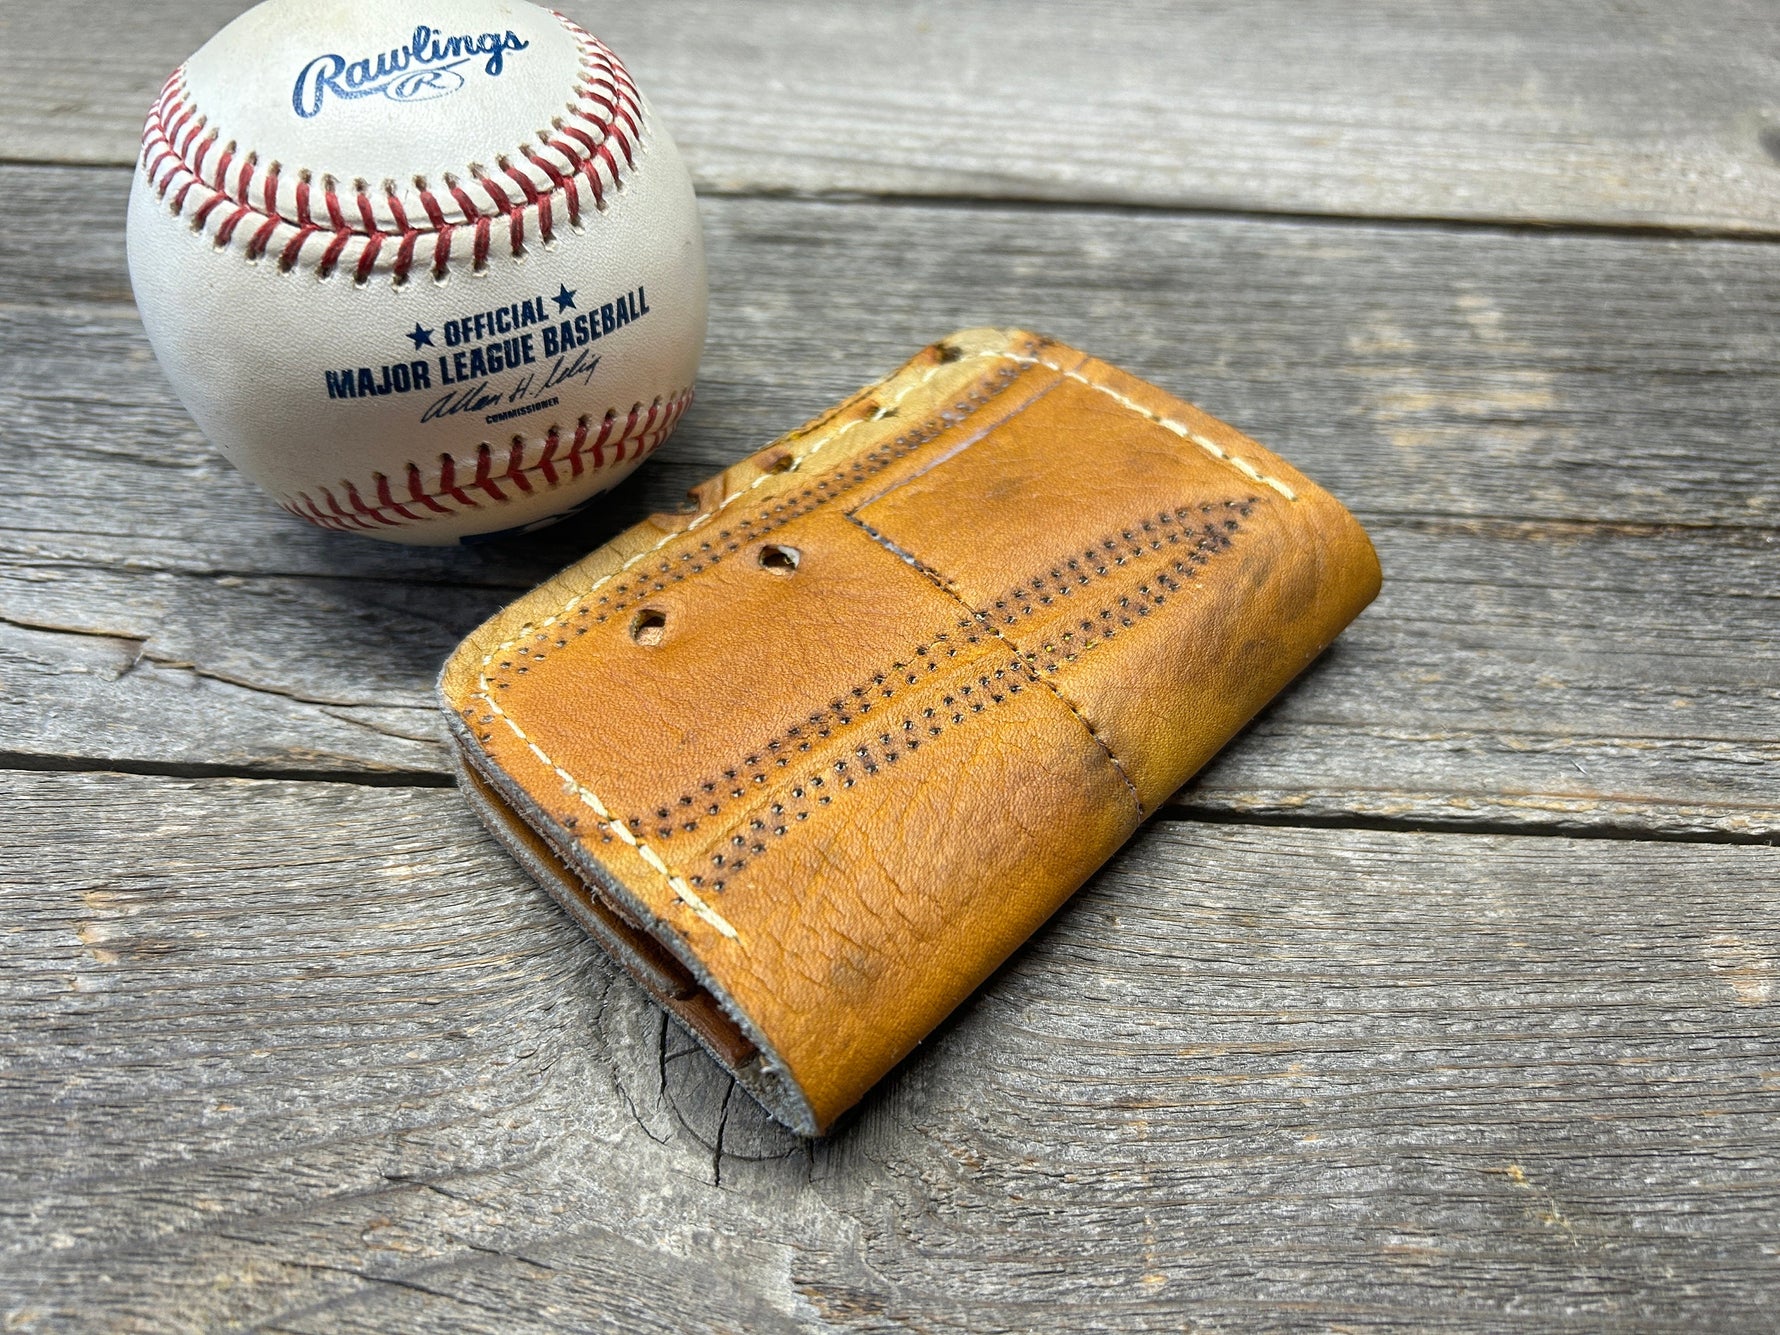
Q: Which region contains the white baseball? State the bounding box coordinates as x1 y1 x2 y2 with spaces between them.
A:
126 0 706 545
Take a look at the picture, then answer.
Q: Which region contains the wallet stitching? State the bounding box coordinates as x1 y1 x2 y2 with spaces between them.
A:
850 511 1144 809
980 501 1258 644
580 412 1001 625
471 342 1295 947
995 354 1301 502
471 349 1028 946
702 503 1263 856
693 648 1036 889
626 614 982 846
628 503 1254 843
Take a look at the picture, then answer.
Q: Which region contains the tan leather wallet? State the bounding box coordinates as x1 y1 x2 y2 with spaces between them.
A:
440 328 1380 1135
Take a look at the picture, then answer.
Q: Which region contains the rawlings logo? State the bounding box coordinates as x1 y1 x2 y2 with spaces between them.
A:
292 26 530 118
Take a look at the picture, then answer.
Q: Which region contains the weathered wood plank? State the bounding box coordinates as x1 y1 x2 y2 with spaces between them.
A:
1 770 1775 1330
3 513 1774 837
7 1 1780 232
1 167 1774 835
8 167 1778 540
1191 516 1779 839
0 615 442 781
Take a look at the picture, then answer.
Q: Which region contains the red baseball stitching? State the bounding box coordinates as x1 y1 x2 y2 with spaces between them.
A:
282 390 692 533
140 10 643 285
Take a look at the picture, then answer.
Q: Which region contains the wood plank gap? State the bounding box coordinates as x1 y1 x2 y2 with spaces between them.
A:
22 152 1780 244
1160 804 1780 849
1355 513 1780 541
695 186 1780 246
0 753 454 789
5 752 1769 851
0 558 545 594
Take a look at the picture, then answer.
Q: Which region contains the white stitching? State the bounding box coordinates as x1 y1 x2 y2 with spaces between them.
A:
467 342 1298 945
995 354 1300 501
469 356 968 944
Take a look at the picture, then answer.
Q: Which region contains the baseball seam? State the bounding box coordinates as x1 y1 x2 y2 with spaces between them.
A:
284 389 692 533
139 10 642 285
465 339 1299 947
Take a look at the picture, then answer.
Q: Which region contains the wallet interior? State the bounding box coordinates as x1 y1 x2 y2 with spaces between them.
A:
451 743 777 1097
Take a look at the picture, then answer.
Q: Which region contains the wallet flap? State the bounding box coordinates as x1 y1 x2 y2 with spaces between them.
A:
852 354 1376 811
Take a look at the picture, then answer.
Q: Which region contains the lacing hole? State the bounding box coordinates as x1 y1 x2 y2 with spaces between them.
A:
630 609 667 646
761 450 795 474
758 544 800 575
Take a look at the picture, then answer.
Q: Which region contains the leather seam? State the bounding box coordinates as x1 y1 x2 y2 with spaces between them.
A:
139 11 642 284
467 339 1289 944
977 500 1257 637
621 613 981 846
686 647 1038 885
574 393 1011 626
667 492 1262 884
644 498 1253 850
281 390 691 534
849 514 1146 814
469 348 1021 946
627 500 1254 842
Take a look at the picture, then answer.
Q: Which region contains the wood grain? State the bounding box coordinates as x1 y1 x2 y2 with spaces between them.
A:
1 166 1774 835
7 1 1780 232
5 3 1777 1328
4 511 1773 838
11 166 1779 537
1 770 1774 1331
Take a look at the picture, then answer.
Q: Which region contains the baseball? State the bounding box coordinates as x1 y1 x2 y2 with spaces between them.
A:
126 0 707 544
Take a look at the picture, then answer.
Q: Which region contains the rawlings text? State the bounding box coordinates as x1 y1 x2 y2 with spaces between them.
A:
292 26 530 118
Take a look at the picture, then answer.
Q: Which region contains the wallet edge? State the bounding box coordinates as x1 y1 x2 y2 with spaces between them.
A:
444 719 822 1135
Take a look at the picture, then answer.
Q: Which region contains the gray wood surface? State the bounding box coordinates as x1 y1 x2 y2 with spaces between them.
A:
6 1 1780 232
4 770 1777 1332
2 1 1777 1330
2 164 1774 836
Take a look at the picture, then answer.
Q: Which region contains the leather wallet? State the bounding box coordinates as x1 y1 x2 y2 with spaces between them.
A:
439 328 1381 1135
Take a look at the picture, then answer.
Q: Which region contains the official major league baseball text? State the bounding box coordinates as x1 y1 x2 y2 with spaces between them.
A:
127 0 708 544
321 283 649 404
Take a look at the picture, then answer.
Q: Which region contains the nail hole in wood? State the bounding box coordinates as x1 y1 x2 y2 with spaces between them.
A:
631 609 667 646
758 544 800 575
